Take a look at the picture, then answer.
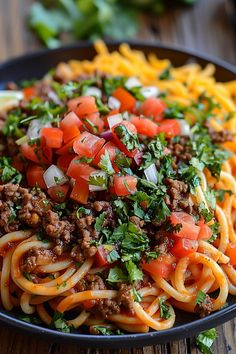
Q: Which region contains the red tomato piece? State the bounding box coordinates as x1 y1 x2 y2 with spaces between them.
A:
68 96 98 117
197 219 212 241
142 254 176 279
103 109 119 129
82 112 104 134
67 158 97 181
47 183 70 202
83 300 96 309
93 141 119 172
60 111 82 143
112 88 136 112
113 175 137 196
95 245 116 267
12 154 24 172
171 237 198 258
20 142 40 164
40 137 53 165
41 127 63 149
130 116 158 138
56 136 78 155
26 164 47 189
73 131 105 158
170 212 200 240
157 119 180 137
57 153 76 173
141 98 166 122
70 178 89 204
23 86 37 101
226 243 236 265
112 120 138 158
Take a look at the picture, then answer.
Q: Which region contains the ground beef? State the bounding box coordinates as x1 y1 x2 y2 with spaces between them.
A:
167 136 192 168
165 178 193 213
129 216 144 228
93 201 115 228
21 247 56 273
117 283 134 314
209 130 233 144
194 295 213 317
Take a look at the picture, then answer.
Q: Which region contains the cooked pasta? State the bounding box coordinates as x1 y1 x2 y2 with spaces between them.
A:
0 41 236 335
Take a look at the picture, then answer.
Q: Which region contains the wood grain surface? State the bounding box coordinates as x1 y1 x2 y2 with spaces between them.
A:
0 0 236 353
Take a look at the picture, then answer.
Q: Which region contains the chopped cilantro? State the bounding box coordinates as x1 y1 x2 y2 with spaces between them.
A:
52 81 80 100
76 207 90 218
195 290 207 305
159 298 171 319
19 314 42 325
164 102 184 119
107 266 127 283
140 133 166 170
114 124 140 152
99 150 115 175
103 76 126 96
51 312 71 333
0 157 22 184
198 202 214 223
76 156 93 164
95 212 106 232
209 222 220 243
159 64 172 80
195 328 217 354
114 151 132 171
107 249 120 263
23 272 32 281
92 326 123 335
145 251 160 263
95 97 109 115
125 260 143 283
132 288 142 302
89 172 108 189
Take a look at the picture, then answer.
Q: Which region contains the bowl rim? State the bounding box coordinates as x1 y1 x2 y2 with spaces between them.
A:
0 40 236 348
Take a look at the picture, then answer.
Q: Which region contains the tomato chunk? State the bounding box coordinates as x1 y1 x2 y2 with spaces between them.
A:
26 164 46 189
130 116 158 138
57 154 76 173
95 245 116 267
60 111 82 143
171 237 198 258
20 142 40 164
56 136 78 155
226 243 236 265
70 178 89 204
157 119 180 137
112 120 138 158
68 96 98 117
81 112 104 134
142 254 176 279
23 86 37 101
141 98 166 122
197 219 212 241
41 127 63 149
47 183 70 202
112 88 136 112
67 158 97 181
73 131 105 158
113 175 137 196
93 141 119 172
170 212 200 240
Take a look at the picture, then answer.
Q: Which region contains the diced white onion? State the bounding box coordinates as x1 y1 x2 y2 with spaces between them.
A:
89 171 107 192
124 77 141 89
43 165 68 188
144 163 158 184
107 114 123 129
47 91 62 105
84 87 102 98
108 96 121 110
178 120 191 136
27 119 51 140
140 86 159 99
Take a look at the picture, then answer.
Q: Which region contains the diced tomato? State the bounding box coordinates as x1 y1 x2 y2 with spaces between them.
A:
73 131 105 158
12 154 24 172
41 127 63 149
81 112 104 134
83 300 96 309
157 119 180 137
56 136 78 155
47 183 70 202
171 237 198 258
197 219 212 241
23 86 37 101
142 254 176 279
95 245 116 267
70 178 89 204
68 96 98 117
57 154 76 173
226 243 236 266
113 175 137 196
170 212 200 240
93 141 119 172
67 158 97 181
40 137 53 165
26 164 47 189
112 88 136 112
112 120 138 158
141 98 166 122
130 116 158 138
20 142 40 164
60 112 82 143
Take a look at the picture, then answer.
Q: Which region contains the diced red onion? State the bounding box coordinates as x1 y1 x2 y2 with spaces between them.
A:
108 96 121 110
144 163 158 184
89 171 107 191
43 165 68 188
133 150 143 166
84 87 102 98
178 120 191 136
124 77 141 89
27 119 51 140
140 86 159 99
107 114 123 129
100 130 113 141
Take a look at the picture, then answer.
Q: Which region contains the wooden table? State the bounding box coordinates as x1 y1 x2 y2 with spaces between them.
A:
0 0 236 353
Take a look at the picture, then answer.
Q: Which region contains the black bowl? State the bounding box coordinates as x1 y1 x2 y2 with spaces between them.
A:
0 41 236 348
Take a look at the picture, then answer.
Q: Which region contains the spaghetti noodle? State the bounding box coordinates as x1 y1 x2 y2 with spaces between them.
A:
0 42 236 335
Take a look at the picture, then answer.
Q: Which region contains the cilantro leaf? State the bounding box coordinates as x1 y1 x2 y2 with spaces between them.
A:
125 260 143 283
89 172 108 189
196 328 217 354
107 266 127 283
0 157 22 184
198 202 214 223
159 298 171 319
99 150 115 175
95 212 106 232
114 124 140 152
107 249 120 263
19 314 43 325
114 151 132 171
92 326 123 335
51 312 71 333
195 290 207 305
132 288 142 302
